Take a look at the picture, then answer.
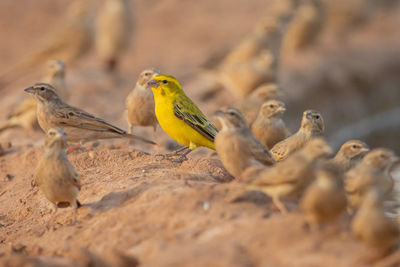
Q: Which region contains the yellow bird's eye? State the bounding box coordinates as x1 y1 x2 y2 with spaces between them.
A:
162 80 168 84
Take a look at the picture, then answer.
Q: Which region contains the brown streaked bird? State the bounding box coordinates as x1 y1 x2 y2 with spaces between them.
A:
345 148 398 212
214 107 274 178
270 109 324 161
247 138 332 213
280 0 323 59
329 140 369 173
24 83 155 150
251 100 291 149
35 128 81 227
351 188 399 256
95 0 133 71
236 83 283 126
0 59 69 133
0 1 93 87
300 164 347 228
125 68 160 135
219 50 277 98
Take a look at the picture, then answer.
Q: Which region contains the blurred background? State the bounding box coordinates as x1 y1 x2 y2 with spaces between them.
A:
0 0 399 153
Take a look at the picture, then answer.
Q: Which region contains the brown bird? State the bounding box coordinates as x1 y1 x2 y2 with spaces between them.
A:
35 128 81 227
351 188 399 256
125 68 160 134
270 109 324 161
214 107 274 178
0 1 93 87
236 83 283 126
329 140 369 173
251 100 291 149
95 0 133 71
345 148 398 211
280 0 323 59
247 138 332 213
24 83 155 149
300 164 347 228
0 59 69 133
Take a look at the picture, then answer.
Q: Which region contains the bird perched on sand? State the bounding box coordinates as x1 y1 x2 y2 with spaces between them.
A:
0 1 93 87
280 0 323 59
95 0 133 71
214 107 274 178
247 138 332 213
125 68 159 134
0 59 69 133
35 128 81 227
301 164 347 228
252 100 291 149
345 148 398 211
219 50 276 97
148 74 218 161
270 109 324 161
328 140 369 173
24 83 155 150
351 188 399 256
236 83 283 126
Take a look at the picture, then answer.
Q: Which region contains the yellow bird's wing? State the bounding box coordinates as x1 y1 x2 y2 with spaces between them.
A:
173 95 218 142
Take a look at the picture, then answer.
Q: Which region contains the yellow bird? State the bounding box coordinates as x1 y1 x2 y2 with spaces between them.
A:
148 74 218 161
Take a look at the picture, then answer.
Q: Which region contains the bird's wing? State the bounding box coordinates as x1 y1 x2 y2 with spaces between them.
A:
173 95 218 142
249 136 275 165
53 102 126 134
250 159 304 186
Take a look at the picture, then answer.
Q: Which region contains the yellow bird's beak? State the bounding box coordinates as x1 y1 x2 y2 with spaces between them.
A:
148 79 159 88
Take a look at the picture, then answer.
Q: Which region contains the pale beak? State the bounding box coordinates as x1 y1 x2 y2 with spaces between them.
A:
24 86 35 94
147 79 159 88
214 110 224 117
277 106 286 113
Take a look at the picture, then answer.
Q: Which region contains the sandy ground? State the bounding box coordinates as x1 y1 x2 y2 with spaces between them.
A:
1 0 400 266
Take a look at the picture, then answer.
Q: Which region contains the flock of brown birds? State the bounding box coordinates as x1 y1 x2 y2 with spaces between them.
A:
0 0 400 263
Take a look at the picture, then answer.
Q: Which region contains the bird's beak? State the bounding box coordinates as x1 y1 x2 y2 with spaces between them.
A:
306 112 312 120
24 86 35 94
360 147 370 153
214 110 224 117
391 156 400 164
147 79 159 88
277 106 286 113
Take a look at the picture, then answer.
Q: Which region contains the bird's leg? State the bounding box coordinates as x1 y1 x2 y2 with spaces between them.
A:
46 205 58 230
156 146 192 162
71 202 78 225
272 196 288 214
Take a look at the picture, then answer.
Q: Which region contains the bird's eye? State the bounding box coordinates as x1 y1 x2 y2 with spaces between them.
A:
49 131 55 136
269 104 274 108
352 145 358 149
315 115 320 119
40 87 45 91
229 112 236 116
144 72 150 76
162 80 168 84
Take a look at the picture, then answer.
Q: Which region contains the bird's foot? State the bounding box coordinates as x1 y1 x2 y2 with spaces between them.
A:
155 147 191 162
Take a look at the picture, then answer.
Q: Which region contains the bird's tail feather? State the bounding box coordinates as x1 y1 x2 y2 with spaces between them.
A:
123 133 156 145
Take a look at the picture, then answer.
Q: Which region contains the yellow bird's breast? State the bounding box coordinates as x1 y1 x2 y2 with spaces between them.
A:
154 95 215 150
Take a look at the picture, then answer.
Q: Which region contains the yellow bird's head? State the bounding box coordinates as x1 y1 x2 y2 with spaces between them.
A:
147 74 183 96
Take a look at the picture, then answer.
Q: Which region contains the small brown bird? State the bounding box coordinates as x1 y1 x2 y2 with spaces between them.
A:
35 128 81 227
329 140 369 173
125 68 160 134
300 164 347 228
95 0 133 71
270 109 324 161
214 107 274 178
219 50 277 97
351 188 399 256
0 1 93 86
0 59 69 133
345 148 398 211
236 83 283 126
251 100 291 149
247 138 332 213
24 83 155 149
280 0 323 59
